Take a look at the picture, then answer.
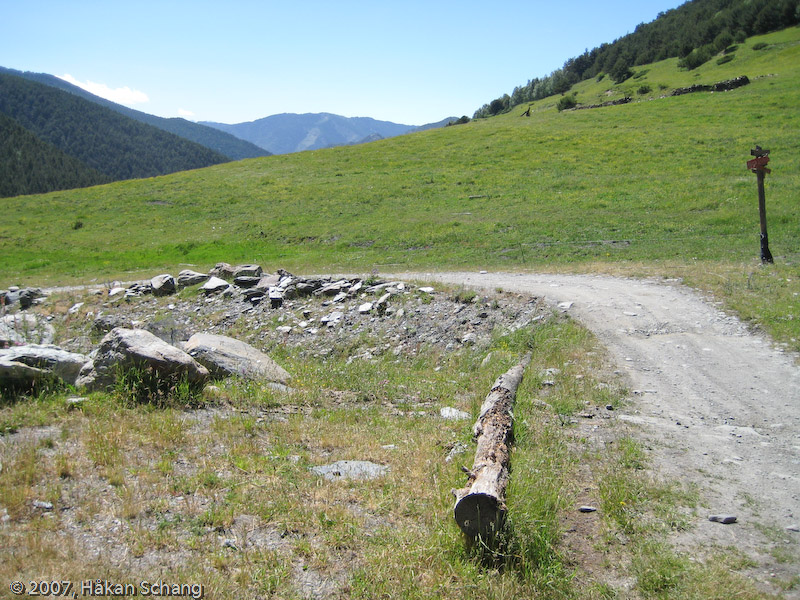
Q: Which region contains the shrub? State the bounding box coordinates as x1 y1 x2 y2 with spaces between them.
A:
716 54 735 65
752 42 768 50
556 95 577 112
637 84 652 95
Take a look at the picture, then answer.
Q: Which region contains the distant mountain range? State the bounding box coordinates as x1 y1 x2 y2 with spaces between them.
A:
0 64 455 198
202 114 456 155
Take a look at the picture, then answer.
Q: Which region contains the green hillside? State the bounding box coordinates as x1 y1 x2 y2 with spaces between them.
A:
2 27 799 342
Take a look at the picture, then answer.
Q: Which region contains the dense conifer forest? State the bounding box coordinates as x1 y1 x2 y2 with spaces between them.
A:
0 72 230 197
0 112 109 197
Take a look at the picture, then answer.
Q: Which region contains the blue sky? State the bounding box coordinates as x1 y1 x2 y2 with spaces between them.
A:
2 1 685 125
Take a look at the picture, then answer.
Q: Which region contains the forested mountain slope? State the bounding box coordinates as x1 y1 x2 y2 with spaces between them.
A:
0 71 229 191
0 67 270 161
0 112 109 197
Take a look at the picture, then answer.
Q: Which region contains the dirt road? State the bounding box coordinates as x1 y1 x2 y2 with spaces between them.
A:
404 271 800 591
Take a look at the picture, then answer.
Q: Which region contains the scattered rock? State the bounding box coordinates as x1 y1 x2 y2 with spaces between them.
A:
579 506 598 513
32 500 54 510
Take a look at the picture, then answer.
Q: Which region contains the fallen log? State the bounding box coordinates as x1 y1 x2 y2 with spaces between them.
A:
452 353 531 541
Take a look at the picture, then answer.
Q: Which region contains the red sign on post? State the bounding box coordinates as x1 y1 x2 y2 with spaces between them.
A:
747 155 770 170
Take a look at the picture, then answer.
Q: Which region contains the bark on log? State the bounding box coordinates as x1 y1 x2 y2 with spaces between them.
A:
452 353 531 540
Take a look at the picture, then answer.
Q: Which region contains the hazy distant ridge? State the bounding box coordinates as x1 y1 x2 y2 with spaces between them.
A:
203 113 439 154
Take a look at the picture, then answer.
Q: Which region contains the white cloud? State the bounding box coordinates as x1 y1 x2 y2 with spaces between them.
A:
178 108 195 118
58 74 149 105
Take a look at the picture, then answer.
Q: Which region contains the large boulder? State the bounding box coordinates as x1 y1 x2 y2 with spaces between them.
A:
76 328 209 392
184 333 290 384
0 314 55 347
0 345 89 387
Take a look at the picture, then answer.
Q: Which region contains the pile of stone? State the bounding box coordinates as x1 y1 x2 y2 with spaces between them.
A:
1 316 290 398
670 75 750 96
1 263 547 397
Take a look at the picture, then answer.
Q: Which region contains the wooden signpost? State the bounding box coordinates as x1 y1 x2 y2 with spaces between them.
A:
748 146 773 264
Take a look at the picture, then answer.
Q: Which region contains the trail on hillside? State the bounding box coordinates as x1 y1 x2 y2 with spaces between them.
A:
403 271 800 591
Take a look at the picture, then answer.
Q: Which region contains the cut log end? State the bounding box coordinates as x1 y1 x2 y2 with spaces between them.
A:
453 492 506 540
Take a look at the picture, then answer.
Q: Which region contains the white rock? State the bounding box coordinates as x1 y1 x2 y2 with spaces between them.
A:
440 406 471 420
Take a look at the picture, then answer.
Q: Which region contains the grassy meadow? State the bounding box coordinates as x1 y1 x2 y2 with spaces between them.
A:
1 27 799 600
2 29 799 346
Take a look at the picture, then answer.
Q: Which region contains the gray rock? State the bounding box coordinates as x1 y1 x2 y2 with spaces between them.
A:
445 442 470 463
708 514 737 524
234 275 261 288
3 288 44 309
358 302 373 314
177 269 209 287
579 506 598 513
315 280 351 297
0 357 50 390
93 314 129 334
233 264 263 279
0 313 55 346
0 345 89 386
184 333 290 384
311 460 388 481
209 262 236 281
76 328 209 392
460 332 477 345
201 276 232 295
321 311 344 327
375 293 391 314
150 274 176 297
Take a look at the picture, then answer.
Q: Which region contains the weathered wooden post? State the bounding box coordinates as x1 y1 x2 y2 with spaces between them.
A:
747 145 773 264
452 353 531 543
